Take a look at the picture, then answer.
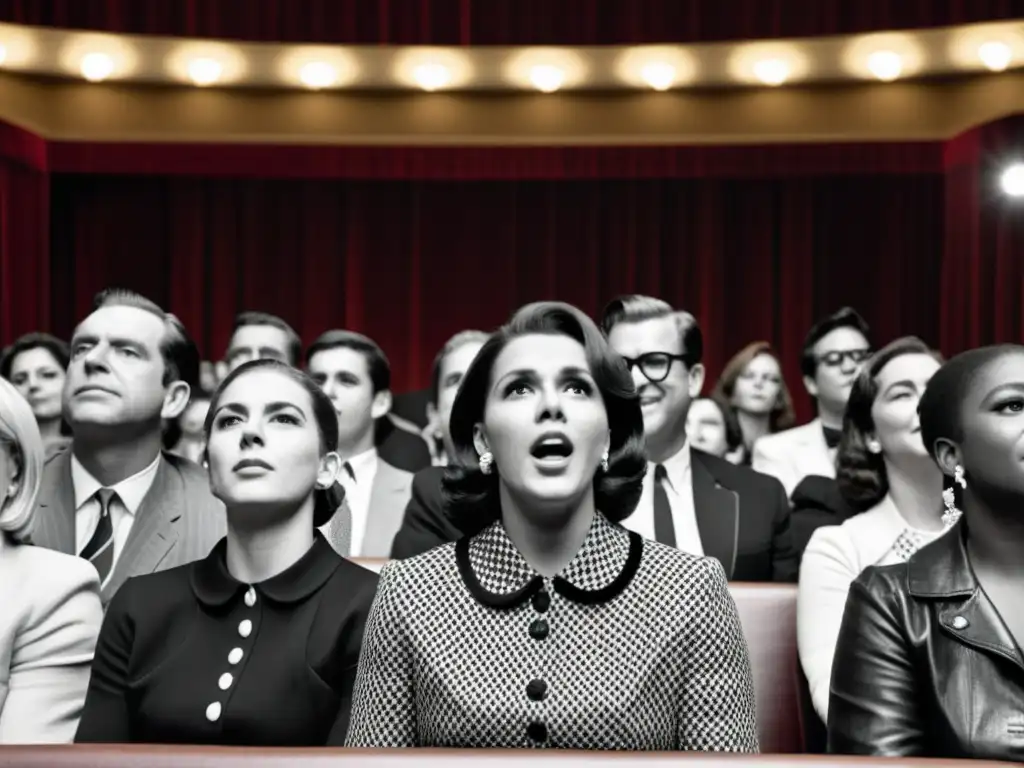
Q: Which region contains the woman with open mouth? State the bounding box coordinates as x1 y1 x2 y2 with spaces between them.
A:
346 301 758 751
75 359 379 746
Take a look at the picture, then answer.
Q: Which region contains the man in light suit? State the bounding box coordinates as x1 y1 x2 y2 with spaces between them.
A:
752 307 873 497
31 289 225 608
307 330 413 557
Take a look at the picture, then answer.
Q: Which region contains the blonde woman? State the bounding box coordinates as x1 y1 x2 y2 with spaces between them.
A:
0 377 102 742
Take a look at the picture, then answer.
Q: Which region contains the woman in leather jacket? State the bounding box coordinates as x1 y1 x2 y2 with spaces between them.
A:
828 344 1024 761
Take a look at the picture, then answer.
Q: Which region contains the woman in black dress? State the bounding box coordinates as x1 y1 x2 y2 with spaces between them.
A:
76 359 378 745
346 302 758 751
829 344 1024 760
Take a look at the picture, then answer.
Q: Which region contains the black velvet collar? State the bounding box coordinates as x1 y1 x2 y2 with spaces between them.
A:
455 513 643 609
190 532 341 607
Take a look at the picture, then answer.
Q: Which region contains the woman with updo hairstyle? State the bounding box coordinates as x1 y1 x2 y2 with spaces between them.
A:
795 337 945 722
0 377 101 743
76 359 378 746
0 332 72 458
712 341 795 464
828 344 1024 760
346 301 758 751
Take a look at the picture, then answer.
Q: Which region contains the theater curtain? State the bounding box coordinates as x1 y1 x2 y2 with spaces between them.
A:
48 173 943 422
2 0 1021 45
941 115 1024 353
0 121 49 343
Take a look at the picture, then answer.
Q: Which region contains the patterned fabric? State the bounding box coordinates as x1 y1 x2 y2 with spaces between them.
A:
346 512 759 751
891 528 935 563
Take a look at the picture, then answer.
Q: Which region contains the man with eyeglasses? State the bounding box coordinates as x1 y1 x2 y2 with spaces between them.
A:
752 307 872 497
602 296 797 583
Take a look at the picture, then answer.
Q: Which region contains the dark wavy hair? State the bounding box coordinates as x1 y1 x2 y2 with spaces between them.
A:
918 344 1024 507
443 302 647 535
836 336 942 511
690 395 744 454
203 359 344 528
0 333 70 381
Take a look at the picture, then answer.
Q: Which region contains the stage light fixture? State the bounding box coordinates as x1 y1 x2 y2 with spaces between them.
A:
80 52 115 82
867 50 903 81
978 41 1012 71
413 63 451 91
752 58 789 86
299 61 337 89
1000 163 1024 198
641 62 676 91
0 44 7 66
530 65 565 92
188 57 223 86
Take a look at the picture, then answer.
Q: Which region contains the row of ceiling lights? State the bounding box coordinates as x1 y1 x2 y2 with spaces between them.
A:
0 38 1017 90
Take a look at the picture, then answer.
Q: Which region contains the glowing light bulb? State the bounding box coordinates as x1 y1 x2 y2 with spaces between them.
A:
867 50 903 81
413 63 451 91
1000 163 1024 197
752 58 789 86
641 62 676 91
80 52 115 82
529 65 565 92
0 44 7 66
978 41 1012 72
299 61 337 89
188 57 223 86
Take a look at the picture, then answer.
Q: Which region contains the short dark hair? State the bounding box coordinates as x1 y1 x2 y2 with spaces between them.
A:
600 295 703 368
443 301 647 534
305 330 390 394
429 330 491 406
800 307 872 379
919 344 1023 464
0 333 70 380
204 359 342 528
89 288 199 389
231 312 302 367
837 337 942 511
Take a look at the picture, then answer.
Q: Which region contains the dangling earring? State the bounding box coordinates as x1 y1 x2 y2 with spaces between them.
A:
941 464 966 528
600 449 609 473
479 451 494 475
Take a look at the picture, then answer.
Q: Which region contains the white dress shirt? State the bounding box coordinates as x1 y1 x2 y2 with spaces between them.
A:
621 442 704 556
72 453 161 584
339 448 379 557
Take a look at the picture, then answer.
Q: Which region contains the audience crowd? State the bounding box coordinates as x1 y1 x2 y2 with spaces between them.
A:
0 289 1021 759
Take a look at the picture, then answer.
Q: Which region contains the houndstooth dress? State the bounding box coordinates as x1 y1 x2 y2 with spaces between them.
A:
345 512 759 751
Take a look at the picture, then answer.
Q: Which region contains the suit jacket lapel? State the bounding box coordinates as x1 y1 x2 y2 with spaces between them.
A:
801 419 836 478
361 462 408 556
34 450 76 554
102 457 180 602
691 450 739 579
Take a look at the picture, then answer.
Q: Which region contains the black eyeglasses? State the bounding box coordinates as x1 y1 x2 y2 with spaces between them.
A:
620 352 689 383
818 348 872 367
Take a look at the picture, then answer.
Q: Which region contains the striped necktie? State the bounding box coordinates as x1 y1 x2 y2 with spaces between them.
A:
327 462 355 556
80 488 117 582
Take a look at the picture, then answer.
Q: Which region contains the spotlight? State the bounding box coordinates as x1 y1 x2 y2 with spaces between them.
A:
0 44 7 66
753 59 789 86
413 63 451 91
866 50 903 81
641 62 676 91
80 52 115 82
299 61 337 89
188 57 223 86
529 65 565 92
1000 163 1024 198
978 42 1012 72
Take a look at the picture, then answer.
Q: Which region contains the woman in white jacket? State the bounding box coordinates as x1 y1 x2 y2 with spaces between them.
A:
797 337 952 722
0 377 102 743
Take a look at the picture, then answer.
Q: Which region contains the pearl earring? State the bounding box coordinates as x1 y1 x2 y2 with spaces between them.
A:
600 449 609 473
479 451 494 475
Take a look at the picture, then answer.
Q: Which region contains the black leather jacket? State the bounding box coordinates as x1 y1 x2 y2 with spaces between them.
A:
828 523 1024 761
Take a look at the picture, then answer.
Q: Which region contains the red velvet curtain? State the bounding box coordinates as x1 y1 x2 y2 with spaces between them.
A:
47 173 944 423
2 0 1022 44
0 121 49 343
941 115 1024 354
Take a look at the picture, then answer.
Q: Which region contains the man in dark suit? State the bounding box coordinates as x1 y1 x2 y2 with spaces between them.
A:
603 295 797 582
31 289 225 607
